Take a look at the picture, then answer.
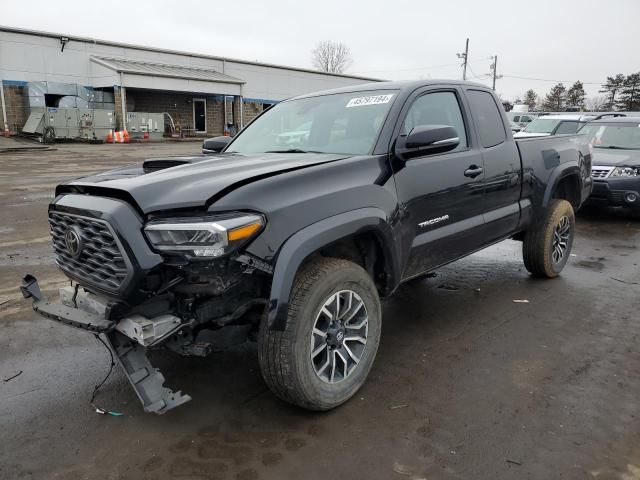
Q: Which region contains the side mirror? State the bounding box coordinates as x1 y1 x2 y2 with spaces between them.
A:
404 125 460 153
202 136 232 153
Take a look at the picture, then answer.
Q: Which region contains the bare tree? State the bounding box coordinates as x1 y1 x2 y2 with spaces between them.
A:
311 41 353 74
585 95 609 112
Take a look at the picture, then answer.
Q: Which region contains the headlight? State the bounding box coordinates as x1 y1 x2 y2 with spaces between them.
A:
144 213 264 258
611 166 640 177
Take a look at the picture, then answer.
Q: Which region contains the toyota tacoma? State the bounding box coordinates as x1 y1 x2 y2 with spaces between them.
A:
21 80 592 414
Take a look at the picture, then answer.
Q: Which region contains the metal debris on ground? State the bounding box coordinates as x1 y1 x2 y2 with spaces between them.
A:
392 462 414 476
513 299 530 303
3 370 23 382
610 277 639 285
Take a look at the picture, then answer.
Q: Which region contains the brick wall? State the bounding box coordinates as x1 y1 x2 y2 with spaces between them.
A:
1 84 249 137
113 87 125 131
2 84 28 133
243 101 264 126
126 90 225 136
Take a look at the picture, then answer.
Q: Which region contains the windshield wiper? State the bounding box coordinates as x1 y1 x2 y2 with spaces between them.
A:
264 148 324 154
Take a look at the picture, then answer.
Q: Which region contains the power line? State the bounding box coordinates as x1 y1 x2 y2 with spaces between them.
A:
501 74 601 85
466 64 490 81
351 62 462 74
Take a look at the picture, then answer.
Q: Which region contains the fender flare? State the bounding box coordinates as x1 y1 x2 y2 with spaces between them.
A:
266 208 400 330
542 161 581 211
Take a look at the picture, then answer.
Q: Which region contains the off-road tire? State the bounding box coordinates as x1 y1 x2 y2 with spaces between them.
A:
522 199 575 278
258 257 381 410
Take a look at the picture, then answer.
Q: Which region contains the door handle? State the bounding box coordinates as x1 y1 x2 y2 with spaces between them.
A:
464 165 484 178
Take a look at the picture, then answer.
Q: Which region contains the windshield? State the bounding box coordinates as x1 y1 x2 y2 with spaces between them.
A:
523 118 561 133
227 90 398 155
579 123 640 150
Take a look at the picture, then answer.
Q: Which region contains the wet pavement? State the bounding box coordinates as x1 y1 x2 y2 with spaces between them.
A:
1 142 639 480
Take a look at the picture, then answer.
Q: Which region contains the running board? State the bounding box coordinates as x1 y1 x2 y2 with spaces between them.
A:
106 331 191 414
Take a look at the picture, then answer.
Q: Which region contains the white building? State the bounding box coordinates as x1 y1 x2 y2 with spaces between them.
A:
0 26 377 136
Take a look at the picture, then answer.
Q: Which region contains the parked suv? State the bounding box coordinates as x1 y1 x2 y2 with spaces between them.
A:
580 116 640 212
514 114 594 138
21 80 592 414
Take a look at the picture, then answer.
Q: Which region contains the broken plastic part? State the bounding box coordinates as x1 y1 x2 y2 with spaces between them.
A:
105 331 191 414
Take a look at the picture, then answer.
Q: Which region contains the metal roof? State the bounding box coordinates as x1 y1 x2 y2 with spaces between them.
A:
90 56 245 84
0 26 380 82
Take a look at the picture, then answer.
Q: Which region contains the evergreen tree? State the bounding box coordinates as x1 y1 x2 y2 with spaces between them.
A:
616 73 640 111
543 83 567 111
567 81 586 109
599 74 626 111
523 90 538 109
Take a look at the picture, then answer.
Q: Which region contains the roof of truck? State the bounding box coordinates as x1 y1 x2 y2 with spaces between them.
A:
291 80 490 100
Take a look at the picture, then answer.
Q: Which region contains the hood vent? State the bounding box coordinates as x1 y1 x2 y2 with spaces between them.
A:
142 158 192 173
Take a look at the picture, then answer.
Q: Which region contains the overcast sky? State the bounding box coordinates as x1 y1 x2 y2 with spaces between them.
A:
2 0 638 100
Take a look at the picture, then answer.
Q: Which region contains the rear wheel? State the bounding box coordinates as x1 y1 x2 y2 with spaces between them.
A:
258 257 381 410
522 199 575 277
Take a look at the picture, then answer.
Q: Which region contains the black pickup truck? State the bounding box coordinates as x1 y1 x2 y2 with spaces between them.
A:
22 80 592 414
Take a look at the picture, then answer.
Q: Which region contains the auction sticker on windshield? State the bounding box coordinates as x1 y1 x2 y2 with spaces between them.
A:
346 94 394 108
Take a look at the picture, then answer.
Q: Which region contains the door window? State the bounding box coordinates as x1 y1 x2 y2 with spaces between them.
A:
555 121 580 134
520 115 532 123
402 91 467 151
467 90 506 148
513 116 520 122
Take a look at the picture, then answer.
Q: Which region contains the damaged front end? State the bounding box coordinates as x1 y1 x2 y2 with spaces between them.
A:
21 193 273 414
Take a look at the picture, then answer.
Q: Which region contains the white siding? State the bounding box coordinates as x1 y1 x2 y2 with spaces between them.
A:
0 29 375 99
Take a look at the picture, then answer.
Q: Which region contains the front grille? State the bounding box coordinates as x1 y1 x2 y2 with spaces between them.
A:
591 167 613 179
610 190 626 203
49 212 130 292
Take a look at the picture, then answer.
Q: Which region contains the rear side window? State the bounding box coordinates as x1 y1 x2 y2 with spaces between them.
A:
513 116 520 122
555 121 581 134
467 90 506 148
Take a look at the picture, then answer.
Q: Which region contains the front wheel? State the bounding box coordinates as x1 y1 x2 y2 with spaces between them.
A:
522 199 575 278
258 257 381 410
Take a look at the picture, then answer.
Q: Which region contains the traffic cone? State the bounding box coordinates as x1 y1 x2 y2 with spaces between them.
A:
106 129 113 143
123 129 130 143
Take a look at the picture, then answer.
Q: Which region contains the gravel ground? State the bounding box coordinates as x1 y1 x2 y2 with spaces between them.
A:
1 141 639 480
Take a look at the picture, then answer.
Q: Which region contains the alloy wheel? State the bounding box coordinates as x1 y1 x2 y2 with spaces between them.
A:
552 215 571 264
310 290 369 384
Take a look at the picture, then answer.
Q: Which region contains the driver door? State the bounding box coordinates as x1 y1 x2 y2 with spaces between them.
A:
391 88 487 279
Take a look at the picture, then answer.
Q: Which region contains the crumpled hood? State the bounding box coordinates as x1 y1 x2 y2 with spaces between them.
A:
58 152 350 213
591 148 640 167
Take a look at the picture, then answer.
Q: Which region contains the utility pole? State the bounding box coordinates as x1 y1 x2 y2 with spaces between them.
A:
490 55 502 91
457 38 469 81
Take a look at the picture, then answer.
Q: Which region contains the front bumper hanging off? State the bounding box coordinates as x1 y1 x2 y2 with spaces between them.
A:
20 275 191 414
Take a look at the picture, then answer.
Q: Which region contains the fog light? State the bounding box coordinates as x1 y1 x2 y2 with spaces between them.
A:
625 192 638 203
